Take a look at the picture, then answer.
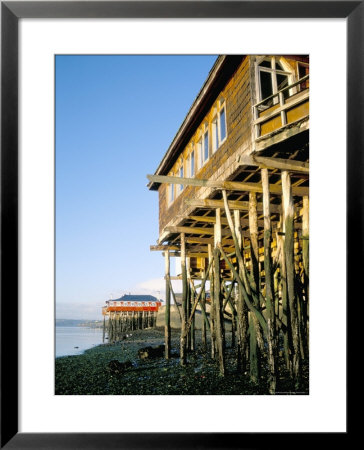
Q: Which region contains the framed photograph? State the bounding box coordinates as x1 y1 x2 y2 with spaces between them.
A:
1 1 358 447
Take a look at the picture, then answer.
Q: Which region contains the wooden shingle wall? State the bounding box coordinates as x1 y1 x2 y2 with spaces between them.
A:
158 57 254 233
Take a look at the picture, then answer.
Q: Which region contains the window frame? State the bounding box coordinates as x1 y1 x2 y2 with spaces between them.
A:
255 56 294 105
203 127 209 164
218 100 227 145
178 157 184 194
296 61 309 91
212 115 218 153
212 98 227 153
189 146 195 178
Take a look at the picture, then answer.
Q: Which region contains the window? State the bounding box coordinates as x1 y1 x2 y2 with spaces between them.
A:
197 138 203 169
297 61 309 90
212 100 227 153
190 149 195 177
212 117 218 152
179 158 184 193
219 106 226 142
187 148 195 178
203 130 209 163
256 56 293 108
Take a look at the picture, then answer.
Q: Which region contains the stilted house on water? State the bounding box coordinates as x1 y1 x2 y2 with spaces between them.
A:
147 55 309 393
102 295 162 342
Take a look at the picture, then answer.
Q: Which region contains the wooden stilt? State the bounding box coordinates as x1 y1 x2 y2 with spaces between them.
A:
302 196 309 354
190 279 195 351
233 210 248 373
102 315 106 343
180 233 188 366
165 250 171 359
248 191 261 383
208 243 216 359
261 168 277 393
201 259 207 349
186 257 192 351
278 215 291 371
107 314 111 342
214 208 225 376
282 170 301 387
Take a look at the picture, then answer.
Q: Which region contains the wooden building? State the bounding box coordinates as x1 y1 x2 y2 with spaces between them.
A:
147 55 309 393
102 295 162 342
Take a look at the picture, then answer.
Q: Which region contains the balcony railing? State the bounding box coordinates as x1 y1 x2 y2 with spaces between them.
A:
253 74 309 140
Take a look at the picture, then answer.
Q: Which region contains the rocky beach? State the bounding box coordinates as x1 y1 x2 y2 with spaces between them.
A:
55 327 308 395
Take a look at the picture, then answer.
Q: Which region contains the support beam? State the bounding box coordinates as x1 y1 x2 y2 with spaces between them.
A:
188 215 302 230
165 225 231 237
147 174 309 196
150 245 180 251
251 155 309 174
185 198 282 214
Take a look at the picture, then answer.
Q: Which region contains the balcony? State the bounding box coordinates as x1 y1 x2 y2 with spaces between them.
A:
253 74 309 151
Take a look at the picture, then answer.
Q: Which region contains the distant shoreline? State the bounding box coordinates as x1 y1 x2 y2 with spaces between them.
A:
56 319 103 328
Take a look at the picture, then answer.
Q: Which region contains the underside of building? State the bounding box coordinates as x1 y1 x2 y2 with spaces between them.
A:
147 55 309 393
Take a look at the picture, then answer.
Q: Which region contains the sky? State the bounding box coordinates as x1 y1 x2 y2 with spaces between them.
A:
56 55 217 320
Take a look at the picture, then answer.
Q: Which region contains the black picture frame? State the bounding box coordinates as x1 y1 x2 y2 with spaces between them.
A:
1 1 358 448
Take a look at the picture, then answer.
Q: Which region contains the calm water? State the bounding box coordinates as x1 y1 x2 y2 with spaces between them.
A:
56 326 104 358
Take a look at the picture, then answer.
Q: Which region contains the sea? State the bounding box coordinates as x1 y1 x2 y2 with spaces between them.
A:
56 326 104 358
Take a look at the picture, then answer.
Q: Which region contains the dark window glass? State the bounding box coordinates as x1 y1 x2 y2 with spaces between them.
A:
277 73 289 98
260 71 273 100
220 108 226 141
259 60 272 68
204 131 209 161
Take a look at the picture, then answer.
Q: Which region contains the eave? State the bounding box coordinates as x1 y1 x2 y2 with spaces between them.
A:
148 54 245 191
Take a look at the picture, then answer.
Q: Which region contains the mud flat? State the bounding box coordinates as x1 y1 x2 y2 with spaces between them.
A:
55 327 308 395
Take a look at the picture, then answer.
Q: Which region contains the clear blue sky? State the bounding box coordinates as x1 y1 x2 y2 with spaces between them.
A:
56 55 217 320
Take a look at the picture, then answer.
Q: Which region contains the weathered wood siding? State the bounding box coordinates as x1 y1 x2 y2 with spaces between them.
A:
158 56 254 233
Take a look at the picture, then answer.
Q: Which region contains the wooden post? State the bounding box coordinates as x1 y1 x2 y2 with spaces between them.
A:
208 243 216 359
201 259 207 349
282 170 301 387
165 250 171 359
261 168 277 393
180 233 188 366
302 195 309 351
279 218 291 371
102 315 106 343
233 210 248 372
186 257 192 351
214 208 225 376
190 279 196 351
248 192 261 383
107 313 111 342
